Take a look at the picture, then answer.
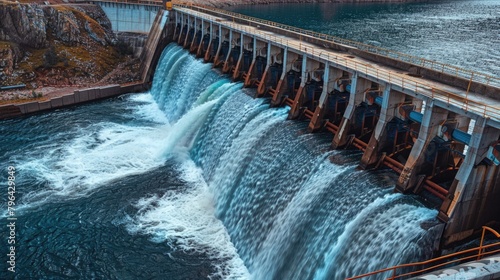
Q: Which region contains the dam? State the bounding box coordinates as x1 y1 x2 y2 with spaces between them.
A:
1 1 499 279
137 2 500 248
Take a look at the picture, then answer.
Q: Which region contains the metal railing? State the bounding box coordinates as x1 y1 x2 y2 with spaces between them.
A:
79 0 163 7
174 5 500 122
346 226 500 280
174 2 500 89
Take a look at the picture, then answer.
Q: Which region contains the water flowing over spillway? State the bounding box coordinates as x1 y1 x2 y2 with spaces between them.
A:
141 44 440 279
0 43 440 279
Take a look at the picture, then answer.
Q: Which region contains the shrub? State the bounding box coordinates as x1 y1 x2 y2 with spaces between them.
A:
43 46 58 68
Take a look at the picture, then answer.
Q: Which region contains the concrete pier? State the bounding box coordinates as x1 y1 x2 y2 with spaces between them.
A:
308 63 338 132
396 100 449 192
439 117 500 245
331 73 372 148
360 86 405 168
288 55 309 119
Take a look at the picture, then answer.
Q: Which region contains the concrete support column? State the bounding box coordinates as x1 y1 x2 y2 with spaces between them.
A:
331 73 372 148
307 67 343 131
177 13 184 44
271 50 299 107
308 63 330 132
212 27 223 66
360 87 405 169
288 55 308 119
270 48 288 106
203 22 213 61
222 31 233 73
439 119 500 245
396 99 449 192
196 20 205 56
182 16 190 47
232 33 244 80
173 11 179 40
256 43 272 96
244 37 257 87
189 17 197 50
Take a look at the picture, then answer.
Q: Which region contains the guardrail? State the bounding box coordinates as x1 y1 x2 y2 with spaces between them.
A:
346 226 500 280
173 2 500 89
80 0 163 7
175 6 500 122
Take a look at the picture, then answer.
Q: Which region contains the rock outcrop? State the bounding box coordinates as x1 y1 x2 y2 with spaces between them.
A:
0 3 47 49
0 2 116 48
0 44 21 77
0 2 135 89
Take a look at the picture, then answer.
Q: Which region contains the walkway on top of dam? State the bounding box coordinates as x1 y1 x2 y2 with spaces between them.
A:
174 4 500 130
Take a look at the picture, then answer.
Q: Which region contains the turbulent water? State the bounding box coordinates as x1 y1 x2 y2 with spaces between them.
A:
0 44 440 279
230 0 500 78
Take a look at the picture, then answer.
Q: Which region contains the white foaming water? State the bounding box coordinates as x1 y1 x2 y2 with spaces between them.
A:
129 93 170 124
161 99 218 157
17 94 170 209
122 47 252 279
127 160 251 280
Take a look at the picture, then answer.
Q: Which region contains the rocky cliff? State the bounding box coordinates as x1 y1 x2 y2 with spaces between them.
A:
0 2 138 88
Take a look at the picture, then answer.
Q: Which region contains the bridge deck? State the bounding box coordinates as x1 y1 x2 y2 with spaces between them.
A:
176 7 500 130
